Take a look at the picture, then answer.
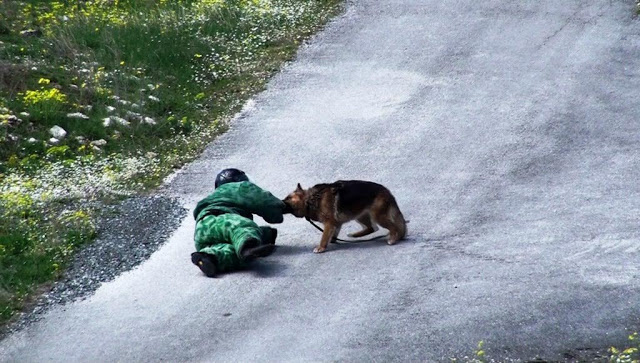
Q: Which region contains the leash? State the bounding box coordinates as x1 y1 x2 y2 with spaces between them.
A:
305 217 388 243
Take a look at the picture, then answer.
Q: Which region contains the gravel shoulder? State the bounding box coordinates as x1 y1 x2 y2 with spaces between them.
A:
0 195 187 339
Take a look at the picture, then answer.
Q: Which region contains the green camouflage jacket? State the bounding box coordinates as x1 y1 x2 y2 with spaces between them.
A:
193 181 285 223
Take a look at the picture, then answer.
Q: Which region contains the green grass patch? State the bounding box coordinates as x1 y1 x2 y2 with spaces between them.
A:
453 334 640 362
609 332 640 363
0 0 342 327
0 191 95 323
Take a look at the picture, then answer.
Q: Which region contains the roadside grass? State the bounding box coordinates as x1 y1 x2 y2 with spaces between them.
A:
451 340 488 363
0 0 342 327
609 332 640 363
452 334 640 362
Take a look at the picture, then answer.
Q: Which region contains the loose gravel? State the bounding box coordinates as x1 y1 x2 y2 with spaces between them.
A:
1 194 187 338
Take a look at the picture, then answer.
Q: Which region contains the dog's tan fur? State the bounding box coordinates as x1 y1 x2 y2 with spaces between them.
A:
283 180 407 253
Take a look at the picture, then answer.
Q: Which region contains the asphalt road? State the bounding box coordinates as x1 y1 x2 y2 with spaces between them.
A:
2 0 640 361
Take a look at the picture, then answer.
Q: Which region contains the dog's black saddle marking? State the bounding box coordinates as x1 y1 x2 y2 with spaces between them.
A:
332 180 384 211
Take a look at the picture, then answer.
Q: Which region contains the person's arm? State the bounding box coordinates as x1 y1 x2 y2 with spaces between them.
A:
193 194 214 220
226 181 286 223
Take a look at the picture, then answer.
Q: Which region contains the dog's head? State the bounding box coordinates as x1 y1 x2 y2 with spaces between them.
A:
283 183 307 218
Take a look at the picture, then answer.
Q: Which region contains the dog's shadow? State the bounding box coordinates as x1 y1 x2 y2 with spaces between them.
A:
248 236 414 277
277 237 392 254
330 234 393 251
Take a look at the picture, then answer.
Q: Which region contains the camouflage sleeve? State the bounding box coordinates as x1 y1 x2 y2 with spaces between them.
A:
193 193 214 220
236 181 286 224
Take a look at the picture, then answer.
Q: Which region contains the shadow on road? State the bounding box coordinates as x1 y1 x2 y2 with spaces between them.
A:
248 244 311 277
250 259 288 277
330 234 406 251
249 236 417 278
272 244 311 256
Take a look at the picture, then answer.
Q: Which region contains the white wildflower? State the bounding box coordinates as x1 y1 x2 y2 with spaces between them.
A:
117 99 131 106
125 111 141 120
143 117 156 125
91 139 107 147
27 137 38 143
19 112 30 118
112 116 130 126
6 115 20 125
106 106 116 113
49 137 60 144
103 117 112 127
131 103 140 109
148 95 160 102
67 112 89 120
75 136 86 143
147 84 155 90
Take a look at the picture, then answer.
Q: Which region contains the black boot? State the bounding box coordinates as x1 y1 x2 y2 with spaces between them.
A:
261 226 278 245
191 252 218 277
239 238 275 260
257 228 277 257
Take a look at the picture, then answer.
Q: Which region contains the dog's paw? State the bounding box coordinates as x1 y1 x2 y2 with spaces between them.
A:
387 239 398 245
313 246 326 253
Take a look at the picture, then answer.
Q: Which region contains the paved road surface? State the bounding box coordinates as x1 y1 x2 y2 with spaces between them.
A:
2 0 640 361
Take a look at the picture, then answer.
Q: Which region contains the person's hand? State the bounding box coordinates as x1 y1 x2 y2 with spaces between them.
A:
282 200 293 214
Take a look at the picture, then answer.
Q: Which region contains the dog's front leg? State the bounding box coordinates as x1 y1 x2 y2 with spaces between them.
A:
314 223 336 253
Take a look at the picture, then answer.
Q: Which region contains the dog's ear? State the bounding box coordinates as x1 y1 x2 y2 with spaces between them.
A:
296 183 303 192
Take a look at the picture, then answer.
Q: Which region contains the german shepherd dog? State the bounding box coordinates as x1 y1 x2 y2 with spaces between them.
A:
283 180 407 253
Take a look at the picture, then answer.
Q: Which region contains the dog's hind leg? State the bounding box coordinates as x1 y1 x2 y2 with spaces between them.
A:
348 214 378 238
372 206 406 245
330 225 342 244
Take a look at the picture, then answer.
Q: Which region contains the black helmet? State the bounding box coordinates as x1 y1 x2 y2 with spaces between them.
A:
215 168 249 188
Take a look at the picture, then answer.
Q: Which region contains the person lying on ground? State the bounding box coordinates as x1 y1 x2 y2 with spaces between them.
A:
191 168 291 277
